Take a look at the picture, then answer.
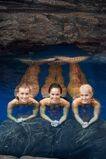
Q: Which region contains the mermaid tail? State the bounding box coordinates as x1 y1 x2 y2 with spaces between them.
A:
19 56 89 65
68 63 87 99
55 56 89 63
19 64 40 97
41 64 67 97
18 56 89 98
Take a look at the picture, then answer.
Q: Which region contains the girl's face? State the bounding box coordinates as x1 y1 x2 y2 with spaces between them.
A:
49 88 61 104
17 87 30 103
80 88 92 104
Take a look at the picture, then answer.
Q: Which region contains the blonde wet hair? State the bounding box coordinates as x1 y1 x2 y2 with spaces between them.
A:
80 84 93 96
14 83 32 97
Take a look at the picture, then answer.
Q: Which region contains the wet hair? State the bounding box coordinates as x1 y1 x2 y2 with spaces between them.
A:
80 84 93 96
14 83 31 97
48 83 62 94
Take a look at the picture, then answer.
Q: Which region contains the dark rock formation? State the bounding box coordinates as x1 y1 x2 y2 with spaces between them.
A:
0 117 106 159
0 155 18 159
0 0 105 54
20 156 57 159
0 155 57 159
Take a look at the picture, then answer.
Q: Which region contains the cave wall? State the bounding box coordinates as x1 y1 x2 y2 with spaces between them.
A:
0 0 105 54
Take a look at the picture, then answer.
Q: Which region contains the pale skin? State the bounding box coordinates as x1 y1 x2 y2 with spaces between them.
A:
40 87 70 127
72 84 100 128
7 87 39 123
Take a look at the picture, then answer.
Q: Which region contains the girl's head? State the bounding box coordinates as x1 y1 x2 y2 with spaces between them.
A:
48 83 62 104
80 84 93 104
14 84 32 103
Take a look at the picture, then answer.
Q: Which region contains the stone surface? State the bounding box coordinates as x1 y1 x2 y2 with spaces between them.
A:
0 156 57 159
0 0 105 54
0 155 18 159
20 156 57 159
0 117 106 159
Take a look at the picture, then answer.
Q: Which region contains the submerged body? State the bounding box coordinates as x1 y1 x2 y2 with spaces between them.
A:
40 83 70 127
72 84 100 128
7 84 39 123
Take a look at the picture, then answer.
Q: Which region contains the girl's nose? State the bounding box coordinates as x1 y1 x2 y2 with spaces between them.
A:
23 94 26 97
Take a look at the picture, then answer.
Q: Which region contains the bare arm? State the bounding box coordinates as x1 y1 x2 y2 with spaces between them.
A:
7 99 18 122
40 101 53 123
72 99 85 126
88 101 100 125
59 107 69 124
22 99 39 121
59 99 70 124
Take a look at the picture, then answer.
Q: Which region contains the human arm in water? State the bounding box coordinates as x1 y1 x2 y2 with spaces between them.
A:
88 100 100 126
7 98 39 123
7 99 19 122
72 98 100 128
20 98 39 122
52 99 70 127
58 98 70 125
40 99 54 123
40 98 70 127
72 98 88 128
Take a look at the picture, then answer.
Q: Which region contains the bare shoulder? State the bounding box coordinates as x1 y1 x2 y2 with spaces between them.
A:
72 97 81 106
91 98 101 108
29 97 38 104
60 98 70 108
40 98 50 106
8 98 18 107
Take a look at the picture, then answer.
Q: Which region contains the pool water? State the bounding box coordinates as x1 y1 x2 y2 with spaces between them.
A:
0 44 106 122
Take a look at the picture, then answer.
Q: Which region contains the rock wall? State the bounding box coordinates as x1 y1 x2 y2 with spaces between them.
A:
0 118 106 159
0 0 105 54
0 156 57 159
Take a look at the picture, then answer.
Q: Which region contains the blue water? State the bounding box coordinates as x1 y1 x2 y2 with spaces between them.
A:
0 44 106 122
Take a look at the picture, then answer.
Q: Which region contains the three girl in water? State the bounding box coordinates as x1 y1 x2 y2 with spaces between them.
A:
7 83 100 128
